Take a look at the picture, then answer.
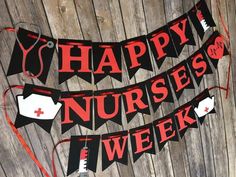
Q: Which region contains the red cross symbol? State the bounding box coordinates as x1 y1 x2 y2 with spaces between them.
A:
204 107 209 112
34 108 44 117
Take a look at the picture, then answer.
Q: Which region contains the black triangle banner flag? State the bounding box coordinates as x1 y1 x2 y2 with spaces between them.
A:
146 72 174 112
203 31 229 68
168 60 195 99
168 13 196 55
186 47 213 86
188 0 216 39
58 39 92 84
129 123 156 162
121 35 153 79
7 28 56 84
147 25 177 68
192 89 215 124
93 42 122 84
174 101 198 138
60 91 93 133
122 82 151 123
15 84 61 133
94 88 122 130
67 135 100 175
102 131 129 171
153 113 179 151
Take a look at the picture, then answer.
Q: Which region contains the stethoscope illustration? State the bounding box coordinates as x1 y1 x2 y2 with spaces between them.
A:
14 22 54 78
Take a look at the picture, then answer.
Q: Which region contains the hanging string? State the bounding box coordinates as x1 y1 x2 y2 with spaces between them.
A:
208 0 231 99
0 27 15 33
2 85 51 177
51 138 71 177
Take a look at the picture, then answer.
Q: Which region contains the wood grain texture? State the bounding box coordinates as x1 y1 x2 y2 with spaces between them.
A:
0 0 235 177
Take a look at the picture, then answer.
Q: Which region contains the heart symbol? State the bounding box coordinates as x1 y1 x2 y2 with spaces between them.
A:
207 36 224 59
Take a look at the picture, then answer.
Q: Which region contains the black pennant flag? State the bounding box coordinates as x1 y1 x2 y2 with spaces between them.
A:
168 14 196 55
60 91 93 133
129 123 156 162
94 88 122 130
93 42 122 84
168 60 195 99
174 102 198 138
203 31 229 68
147 25 177 68
15 84 61 133
102 131 128 171
67 135 100 175
121 36 153 79
191 89 215 124
58 39 92 84
153 114 179 151
122 82 150 123
188 0 216 39
186 48 213 86
146 72 174 112
7 28 56 84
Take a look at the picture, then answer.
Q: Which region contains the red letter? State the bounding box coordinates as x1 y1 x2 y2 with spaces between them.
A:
58 44 91 72
102 136 128 161
170 65 190 92
151 78 168 103
156 118 176 143
123 88 148 114
61 97 92 124
95 94 120 119
124 41 147 69
94 48 122 74
170 18 189 45
175 105 197 131
150 32 170 59
132 129 153 154
191 53 207 77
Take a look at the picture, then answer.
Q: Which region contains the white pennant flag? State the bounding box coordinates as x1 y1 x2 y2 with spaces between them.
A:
194 96 215 117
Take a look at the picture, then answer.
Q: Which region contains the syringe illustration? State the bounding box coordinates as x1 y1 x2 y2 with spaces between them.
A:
78 133 89 177
196 10 210 32
78 146 89 177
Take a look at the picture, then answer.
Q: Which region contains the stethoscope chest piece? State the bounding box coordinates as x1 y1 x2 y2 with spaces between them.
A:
47 41 54 48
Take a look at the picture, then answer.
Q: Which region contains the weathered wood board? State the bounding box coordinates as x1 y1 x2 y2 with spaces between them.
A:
0 0 235 177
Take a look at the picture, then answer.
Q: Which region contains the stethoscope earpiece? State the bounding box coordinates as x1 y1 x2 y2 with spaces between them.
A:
14 22 41 48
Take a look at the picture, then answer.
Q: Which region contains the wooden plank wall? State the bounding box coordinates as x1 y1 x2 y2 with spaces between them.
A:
0 0 235 177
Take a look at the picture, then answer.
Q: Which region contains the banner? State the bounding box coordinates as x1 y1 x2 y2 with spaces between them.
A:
129 123 156 162
186 48 213 85
67 135 100 176
6 0 215 84
93 42 122 83
60 91 93 133
188 0 216 39
167 13 196 55
122 82 150 122
153 113 179 151
7 28 56 84
58 39 93 84
12 31 228 133
1 0 231 176
94 88 122 130
66 89 215 173
145 72 173 112
101 131 129 170
203 31 229 68
15 84 61 133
